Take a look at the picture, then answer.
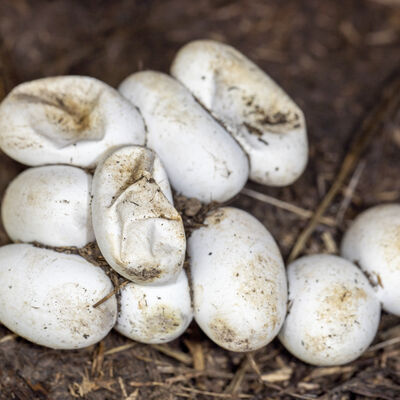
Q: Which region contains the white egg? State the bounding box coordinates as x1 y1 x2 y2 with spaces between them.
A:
341 204 400 316
171 40 308 187
92 145 186 285
119 71 249 203
1 165 94 248
188 207 287 352
115 270 193 344
279 254 381 366
0 244 117 349
0 76 145 168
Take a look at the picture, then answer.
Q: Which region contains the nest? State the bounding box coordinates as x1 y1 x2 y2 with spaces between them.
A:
0 1 400 399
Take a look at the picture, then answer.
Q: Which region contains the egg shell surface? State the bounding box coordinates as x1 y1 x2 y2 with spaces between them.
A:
0 76 145 168
0 244 117 349
119 71 249 203
278 254 381 366
171 40 308 186
188 206 287 352
1 165 94 247
92 145 185 284
115 270 193 344
341 203 400 316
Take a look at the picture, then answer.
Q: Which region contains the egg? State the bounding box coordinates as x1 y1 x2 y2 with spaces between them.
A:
115 270 193 344
92 145 186 285
119 71 249 203
279 254 381 366
1 165 94 248
0 76 145 168
0 244 117 349
188 207 287 352
171 40 308 187
341 204 400 316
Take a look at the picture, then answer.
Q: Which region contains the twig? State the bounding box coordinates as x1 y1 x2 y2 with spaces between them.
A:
177 385 253 398
93 280 129 308
150 344 192 366
336 160 366 224
103 343 136 356
241 188 335 226
365 336 400 352
288 67 400 263
224 355 250 395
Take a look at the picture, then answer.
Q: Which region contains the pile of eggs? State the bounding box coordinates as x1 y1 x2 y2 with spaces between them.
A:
0 40 398 366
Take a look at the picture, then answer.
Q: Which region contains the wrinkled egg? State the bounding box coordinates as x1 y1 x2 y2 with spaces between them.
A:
116 270 193 344
0 244 117 349
341 204 400 316
279 254 380 366
92 145 186 285
171 39 308 187
0 76 145 168
1 165 94 248
188 207 287 352
119 71 249 203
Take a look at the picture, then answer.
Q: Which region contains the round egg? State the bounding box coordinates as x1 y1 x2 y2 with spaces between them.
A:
119 71 249 203
0 244 117 349
341 204 400 316
92 145 186 285
279 254 381 366
171 40 308 187
188 207 287 352
0 76 145 168
1 165 94 248
115 270 193 344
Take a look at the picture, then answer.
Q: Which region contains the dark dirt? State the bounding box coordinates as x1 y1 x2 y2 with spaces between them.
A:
0 0 400 399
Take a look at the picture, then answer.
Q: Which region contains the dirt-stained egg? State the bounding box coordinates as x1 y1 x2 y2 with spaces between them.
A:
171 40 308 187
0 76 145 168
0 244 117 349
188 207 287 352
1 165 94 248
115 270 193 344
341 204 400 316
92 145 186 285
119 71 249 203
279 254 381 366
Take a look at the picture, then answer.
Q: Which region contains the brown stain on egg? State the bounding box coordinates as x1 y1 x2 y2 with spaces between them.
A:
209 317 251 351
235 253 280 331
121 265 162 283
12 82 104 144
129 303 183 340
317 284 367 325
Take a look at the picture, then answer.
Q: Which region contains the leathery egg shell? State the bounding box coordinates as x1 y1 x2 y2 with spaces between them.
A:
115 270 193 344
92 145 186 284
171 40 308 187
0 76 146 168
119 71 249 203
341 204 400 316
279 254 381 366
0 244 117 349
188 207 287 352
1 165 94 248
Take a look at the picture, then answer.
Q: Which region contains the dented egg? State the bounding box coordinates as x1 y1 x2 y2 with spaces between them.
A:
278 254 380 366
119 71 249 203
171 40 308 186
341 204 400 316
1 165 94 247
188 207 287 352
0 244 117 349
0 76 145 168
115 270 193 344
92 145 186 284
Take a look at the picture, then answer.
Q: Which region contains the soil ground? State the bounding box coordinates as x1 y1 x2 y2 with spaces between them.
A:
0 0 399 399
